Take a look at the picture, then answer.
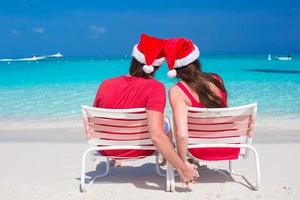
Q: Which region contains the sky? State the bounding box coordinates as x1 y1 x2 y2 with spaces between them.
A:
0 0 299 57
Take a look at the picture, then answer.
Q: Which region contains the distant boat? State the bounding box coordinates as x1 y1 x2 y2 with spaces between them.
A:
268 54 272 61
47 52 63 58
0 58 12 62
0 55 46 62
275 55 292 61
19 55 46 61
0 53 63 62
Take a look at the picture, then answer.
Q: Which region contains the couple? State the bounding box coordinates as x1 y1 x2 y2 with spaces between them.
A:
93 34 228 186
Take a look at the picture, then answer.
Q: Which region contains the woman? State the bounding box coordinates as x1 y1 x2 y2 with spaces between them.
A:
165 38 240 164
93 34 198 185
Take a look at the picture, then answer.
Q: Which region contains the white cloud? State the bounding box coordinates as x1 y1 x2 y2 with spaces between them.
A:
89 25 106 39
10 29 20 36
32 27 45 34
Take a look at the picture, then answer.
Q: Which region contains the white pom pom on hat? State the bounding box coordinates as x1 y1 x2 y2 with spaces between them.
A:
143 65 154 73
167 69 177 78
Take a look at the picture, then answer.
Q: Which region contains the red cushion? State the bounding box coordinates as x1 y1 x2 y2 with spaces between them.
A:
188 147 240 161
99 149 155 160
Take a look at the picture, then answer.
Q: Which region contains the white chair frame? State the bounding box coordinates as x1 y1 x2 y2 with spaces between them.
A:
169 103 261 191
80 106 174 192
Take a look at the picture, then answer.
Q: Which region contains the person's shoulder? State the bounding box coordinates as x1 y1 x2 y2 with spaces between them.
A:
101 75 124 85
97 76 124 90
168 83 186 105
146 78 165 90
107 75 125 82
168 83 182 95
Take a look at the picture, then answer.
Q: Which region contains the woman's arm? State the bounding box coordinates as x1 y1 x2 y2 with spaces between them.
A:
147 110 198 185
169 86 189 161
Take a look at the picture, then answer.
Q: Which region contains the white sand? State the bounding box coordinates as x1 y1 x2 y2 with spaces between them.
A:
0 117 300 200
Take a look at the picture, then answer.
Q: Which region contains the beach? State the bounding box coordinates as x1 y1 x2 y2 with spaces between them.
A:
1 0 300 198
0 57 300 199
0 123 300 200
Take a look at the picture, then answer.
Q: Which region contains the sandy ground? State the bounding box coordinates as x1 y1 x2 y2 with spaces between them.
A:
0 117 300 200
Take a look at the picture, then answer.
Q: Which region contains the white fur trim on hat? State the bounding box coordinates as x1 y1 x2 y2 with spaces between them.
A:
174 45 200 68
152 57 165 66
143 65 154 73
132 44 165 66
167 69 177 78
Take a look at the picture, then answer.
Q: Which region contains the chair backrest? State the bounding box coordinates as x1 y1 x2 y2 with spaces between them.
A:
82 105 154 147
187 103 257 146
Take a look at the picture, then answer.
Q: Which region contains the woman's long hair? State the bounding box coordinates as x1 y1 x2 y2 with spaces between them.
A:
176 59 227 108
129 58 159 78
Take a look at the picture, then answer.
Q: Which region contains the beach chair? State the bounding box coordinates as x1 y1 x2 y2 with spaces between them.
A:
80 105 174 192
170 103 260 191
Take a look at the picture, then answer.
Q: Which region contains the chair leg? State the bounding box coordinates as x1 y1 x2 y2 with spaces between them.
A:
166 162 171 192
229 146 261 190
155 154 172 192
168 162 175 192
155 154 167 177
80 149 110 192
228 160 234 173
243 146 261 190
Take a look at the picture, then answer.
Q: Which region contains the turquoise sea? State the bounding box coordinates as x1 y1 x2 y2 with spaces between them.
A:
0 55 300 118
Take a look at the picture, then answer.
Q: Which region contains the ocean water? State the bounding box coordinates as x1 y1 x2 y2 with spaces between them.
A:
0 55 299 118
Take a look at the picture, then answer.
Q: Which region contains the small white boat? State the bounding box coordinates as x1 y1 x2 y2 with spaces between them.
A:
18 55 46 61
47 52 63 58
0 58 13 62
0 55 46 62
275 55 292 61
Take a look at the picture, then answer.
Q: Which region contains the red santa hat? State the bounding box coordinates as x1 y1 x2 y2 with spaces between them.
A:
164 38 200 78
132 33 165 73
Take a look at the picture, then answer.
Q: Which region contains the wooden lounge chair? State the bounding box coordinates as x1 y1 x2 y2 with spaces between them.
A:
80 105 174 192
170 103 260 191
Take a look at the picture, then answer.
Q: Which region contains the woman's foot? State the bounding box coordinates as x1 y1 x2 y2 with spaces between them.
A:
187 157 208 169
